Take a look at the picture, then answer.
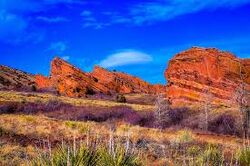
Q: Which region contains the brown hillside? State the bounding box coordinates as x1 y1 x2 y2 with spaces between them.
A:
0 65 35 90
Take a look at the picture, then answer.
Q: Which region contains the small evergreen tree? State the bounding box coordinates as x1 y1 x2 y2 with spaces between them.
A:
116 94 126 103
31 85 37 92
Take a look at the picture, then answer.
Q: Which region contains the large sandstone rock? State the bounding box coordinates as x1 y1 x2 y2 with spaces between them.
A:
91 66 165 94
49 57 110 97
35 57 165 97
165 47 250 107
35 74 52 89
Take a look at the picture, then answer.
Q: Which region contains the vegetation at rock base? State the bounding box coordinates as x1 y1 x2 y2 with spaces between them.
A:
116 94 127 103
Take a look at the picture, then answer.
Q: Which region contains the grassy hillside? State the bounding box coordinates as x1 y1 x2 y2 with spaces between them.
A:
0 91 154 111
0 90 249 165
0 113 248 165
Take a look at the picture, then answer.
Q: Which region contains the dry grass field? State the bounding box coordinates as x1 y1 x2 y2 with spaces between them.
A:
0 90 249 165
0 113 247 165
0 91 154 111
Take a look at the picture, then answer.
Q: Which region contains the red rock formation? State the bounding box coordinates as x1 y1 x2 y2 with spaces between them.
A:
242 59 250 84
152 84 166 94
35 57 164 97
165 47 250 107
49 57 110 97
91 66 165 94
35 75 52 89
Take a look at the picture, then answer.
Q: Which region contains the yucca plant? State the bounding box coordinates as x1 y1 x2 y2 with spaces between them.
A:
31 144 141 166
98 147 141 166
175 130 194 144
187 145 201 157
236 147 250 166
196 145 224 166
31 145 100 166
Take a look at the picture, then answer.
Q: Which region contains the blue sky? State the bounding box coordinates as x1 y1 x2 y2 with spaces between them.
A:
0 0 250 84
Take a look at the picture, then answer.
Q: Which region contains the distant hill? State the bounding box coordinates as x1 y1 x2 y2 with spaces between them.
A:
0 65 35 90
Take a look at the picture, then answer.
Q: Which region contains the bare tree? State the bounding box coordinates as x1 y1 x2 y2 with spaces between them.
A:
154 94 171 129
202 87 213 131
233 62 249 142
201 57 214 131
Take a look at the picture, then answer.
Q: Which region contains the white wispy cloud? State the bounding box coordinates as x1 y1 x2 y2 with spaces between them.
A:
80 10 109 29
99 50 153 68
36 16 69 23
48 41 68 53
62 55 70 60
129 0 250 24
78 0 250 28
0 11 27 39
0 11 43 44
109 13 132 24
82 22 109 29
0 0 83 44
81 10 92 16
0 0 84 13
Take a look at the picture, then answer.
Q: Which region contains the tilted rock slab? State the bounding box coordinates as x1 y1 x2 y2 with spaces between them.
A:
165 47 250 107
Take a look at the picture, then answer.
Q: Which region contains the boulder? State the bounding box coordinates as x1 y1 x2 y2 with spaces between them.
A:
165 47 250 107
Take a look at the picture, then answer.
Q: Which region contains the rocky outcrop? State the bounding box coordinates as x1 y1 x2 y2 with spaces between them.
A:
48 57 110 97
165 47 250 107
91 66 165 94
0 65 35 90
152 84 166 94
35 57 165 97
35 75 52 89
242 59 250 84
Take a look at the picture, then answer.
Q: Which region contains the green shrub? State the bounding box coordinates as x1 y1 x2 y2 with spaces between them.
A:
65 121 78 129
187 145 201 157
116 94 126 103
85 87 95 95
98 147 140 166
236 148 250 166
196 145 224 165
23 116 35 122
31 85 37 92
0 127 5 136
175 130 194 143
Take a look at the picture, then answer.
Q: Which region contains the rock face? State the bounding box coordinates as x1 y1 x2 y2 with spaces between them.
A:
91 66 165 94
47 57 110 97
0 65 35 90
165 47 250 107
35 75 51 89
35 57 165 97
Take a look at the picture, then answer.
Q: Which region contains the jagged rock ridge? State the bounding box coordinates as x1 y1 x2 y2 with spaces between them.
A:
91 66 165 94
35 57 165 97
